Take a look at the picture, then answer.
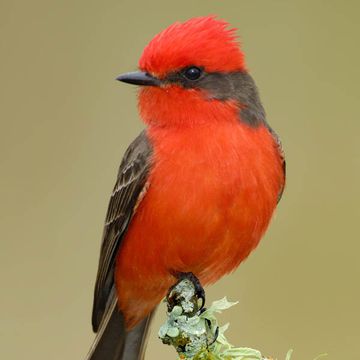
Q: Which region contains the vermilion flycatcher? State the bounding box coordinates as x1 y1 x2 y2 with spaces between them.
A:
86 16 285 360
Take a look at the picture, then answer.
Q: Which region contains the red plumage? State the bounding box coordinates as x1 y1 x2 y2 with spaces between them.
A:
87 17 285 360
116 119 284 328
139 16 246 77
97 16 285 332
111 17 285 329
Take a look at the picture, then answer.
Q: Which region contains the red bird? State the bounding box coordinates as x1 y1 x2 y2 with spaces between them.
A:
86 16 285 360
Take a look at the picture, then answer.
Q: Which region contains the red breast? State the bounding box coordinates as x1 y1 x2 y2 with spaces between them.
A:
116 117 284 328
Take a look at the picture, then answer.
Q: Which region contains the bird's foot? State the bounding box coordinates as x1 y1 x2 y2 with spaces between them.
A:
167 271 205 315
177 272 206 311
206 321 219 346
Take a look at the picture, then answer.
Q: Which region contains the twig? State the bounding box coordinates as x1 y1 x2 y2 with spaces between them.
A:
158 276 281 360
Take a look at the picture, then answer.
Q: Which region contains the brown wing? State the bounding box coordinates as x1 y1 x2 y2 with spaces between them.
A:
266 124 286 201
92 130 153 332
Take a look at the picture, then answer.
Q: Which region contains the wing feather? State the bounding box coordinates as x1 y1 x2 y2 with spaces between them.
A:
266 124 286 201
92 130 153 332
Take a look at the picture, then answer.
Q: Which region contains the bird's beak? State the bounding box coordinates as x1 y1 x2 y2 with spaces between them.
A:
116 71 160 86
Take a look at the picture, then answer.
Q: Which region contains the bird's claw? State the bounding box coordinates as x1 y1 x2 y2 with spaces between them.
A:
167 271 206 313
207 324 219 346
180 272 205 311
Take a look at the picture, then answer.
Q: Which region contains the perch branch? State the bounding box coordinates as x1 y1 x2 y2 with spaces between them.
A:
158 275 285 360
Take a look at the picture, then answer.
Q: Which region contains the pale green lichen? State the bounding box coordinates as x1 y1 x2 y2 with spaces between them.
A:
159 278 299 360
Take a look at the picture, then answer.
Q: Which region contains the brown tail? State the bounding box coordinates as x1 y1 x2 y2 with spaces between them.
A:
85 295 153 360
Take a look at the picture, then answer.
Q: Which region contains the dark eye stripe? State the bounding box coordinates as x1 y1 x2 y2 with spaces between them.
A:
163 70 266 127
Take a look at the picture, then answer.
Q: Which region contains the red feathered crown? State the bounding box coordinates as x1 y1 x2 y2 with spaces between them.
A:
139 16 246 78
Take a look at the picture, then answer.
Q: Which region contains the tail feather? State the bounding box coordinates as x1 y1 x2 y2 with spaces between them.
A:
122 312 154 360
85 294 154 360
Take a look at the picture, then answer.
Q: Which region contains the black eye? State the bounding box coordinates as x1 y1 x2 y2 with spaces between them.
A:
183 66 202 80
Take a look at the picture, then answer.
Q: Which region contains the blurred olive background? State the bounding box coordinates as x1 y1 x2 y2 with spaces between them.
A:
1 0 359 359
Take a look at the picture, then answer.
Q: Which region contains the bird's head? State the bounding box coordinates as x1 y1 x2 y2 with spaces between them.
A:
117 16 265 127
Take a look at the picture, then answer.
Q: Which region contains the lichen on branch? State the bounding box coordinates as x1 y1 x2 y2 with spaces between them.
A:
158 276 286 360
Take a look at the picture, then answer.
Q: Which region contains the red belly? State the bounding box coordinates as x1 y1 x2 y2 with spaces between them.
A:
116 121 284 328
